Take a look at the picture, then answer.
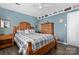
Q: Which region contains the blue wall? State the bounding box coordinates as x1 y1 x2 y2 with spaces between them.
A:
0 7 38 34
39 9 79 43
39 13 67 43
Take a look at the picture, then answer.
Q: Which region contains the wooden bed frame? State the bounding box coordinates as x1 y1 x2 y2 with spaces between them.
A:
12 21 57 55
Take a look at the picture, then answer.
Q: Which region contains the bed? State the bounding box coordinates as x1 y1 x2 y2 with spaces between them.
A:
12 21 57 55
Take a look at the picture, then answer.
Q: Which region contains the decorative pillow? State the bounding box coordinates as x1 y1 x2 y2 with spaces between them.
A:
29 29 35 34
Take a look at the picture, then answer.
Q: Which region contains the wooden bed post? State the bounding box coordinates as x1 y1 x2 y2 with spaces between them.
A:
55 40 57 49
27 42 33 55
54 36 57 49
12 26 17 46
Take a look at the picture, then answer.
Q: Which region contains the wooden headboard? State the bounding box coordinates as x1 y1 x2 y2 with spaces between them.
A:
16 22 31 30
13 21 32 33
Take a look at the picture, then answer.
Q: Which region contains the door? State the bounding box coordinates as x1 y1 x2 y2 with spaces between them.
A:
67 11 79 47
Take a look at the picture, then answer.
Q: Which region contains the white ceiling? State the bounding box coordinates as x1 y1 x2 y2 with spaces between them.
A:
0 3 78 17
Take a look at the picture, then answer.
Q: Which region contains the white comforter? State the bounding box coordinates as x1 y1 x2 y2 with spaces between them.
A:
14 33 54 55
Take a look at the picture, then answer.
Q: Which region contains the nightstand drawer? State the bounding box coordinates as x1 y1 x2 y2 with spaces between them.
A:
0 39 12 45
0 34 12 40
0 34 13 49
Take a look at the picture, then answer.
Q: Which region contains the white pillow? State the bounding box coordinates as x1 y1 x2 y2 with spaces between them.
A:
25 29 30 34
17 30 24 33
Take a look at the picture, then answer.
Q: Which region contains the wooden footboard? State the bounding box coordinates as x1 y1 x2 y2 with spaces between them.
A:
27 39 57 55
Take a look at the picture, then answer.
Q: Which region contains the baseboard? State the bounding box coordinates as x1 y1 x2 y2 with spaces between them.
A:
58 41 67 45
58 41 79 48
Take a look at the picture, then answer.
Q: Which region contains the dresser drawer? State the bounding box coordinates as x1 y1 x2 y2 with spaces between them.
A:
41 23 54 34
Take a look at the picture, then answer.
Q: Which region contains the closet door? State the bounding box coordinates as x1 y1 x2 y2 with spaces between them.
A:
67 11 79 47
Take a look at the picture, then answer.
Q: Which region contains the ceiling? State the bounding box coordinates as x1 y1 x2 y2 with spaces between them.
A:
0 3 78 17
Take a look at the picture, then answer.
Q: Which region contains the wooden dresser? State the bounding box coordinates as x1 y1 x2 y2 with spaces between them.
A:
0 34 13 49
41 23 54 34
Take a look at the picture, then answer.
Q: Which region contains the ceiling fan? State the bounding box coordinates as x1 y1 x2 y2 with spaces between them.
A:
15 3 20 5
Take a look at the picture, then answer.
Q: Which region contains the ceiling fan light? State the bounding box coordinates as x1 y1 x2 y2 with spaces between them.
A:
39 5 42 9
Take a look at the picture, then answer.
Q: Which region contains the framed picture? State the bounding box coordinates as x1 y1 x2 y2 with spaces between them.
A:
0 18 11 28
4 20 10 28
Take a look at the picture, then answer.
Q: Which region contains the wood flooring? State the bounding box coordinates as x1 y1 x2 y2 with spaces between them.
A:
0 43 79 55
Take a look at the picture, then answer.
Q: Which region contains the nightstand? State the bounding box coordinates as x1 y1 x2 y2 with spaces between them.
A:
0 34 13 49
